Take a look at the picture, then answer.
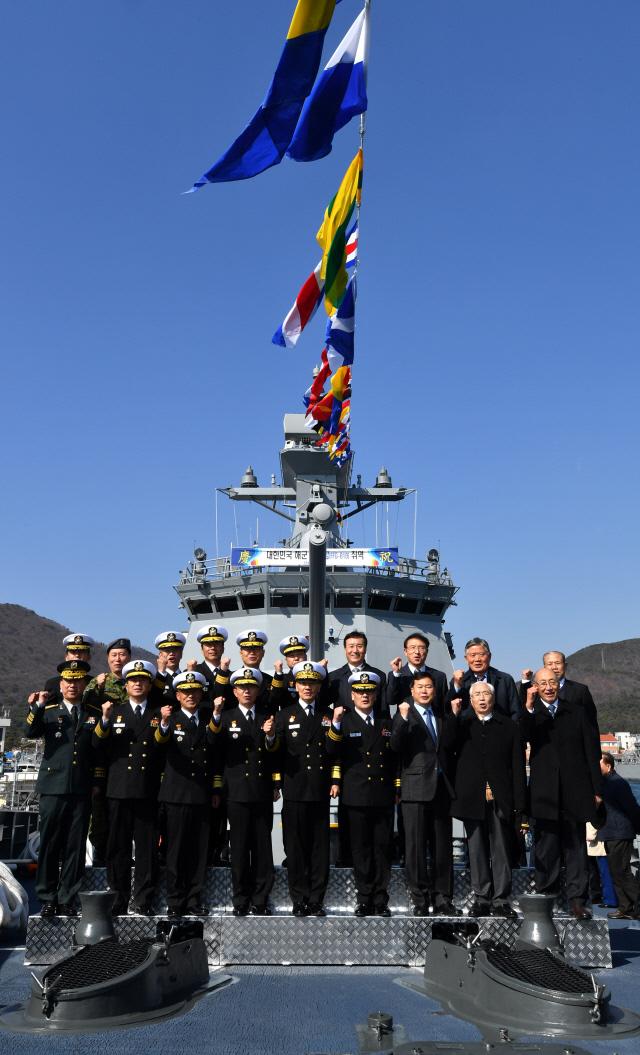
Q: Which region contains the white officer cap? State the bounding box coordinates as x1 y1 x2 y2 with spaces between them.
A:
279 634 310 656
292 661 327 682
196 625 229 644
230 667 264 687
154 631 187 650
123 660 157 681
63 633 95 651
348 670 380 692
172 670 208 692
236 629 268 648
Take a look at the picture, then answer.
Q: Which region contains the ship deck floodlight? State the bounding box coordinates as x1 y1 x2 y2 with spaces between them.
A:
240 466 258 487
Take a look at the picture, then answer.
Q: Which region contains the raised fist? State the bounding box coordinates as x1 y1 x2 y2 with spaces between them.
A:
525 686 538 711
262 715 275 737
450 697 462 717
390 656 403 673
156 652 168 673
96 673 107 688
273 659 283 675
452 669 465 689
160 704 173 724
521 668 533 682
398 702 410 720
213 696 225 715
330 784 340 799
220 656 231 672
102 700 113 720
186 659 197 671
36 690 49 707
332 706 344 724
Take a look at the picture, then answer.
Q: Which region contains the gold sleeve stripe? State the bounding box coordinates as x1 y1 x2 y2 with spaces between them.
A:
331 766 341 779
265 737 280 753
94 722 110 739
208 719 222 734
93 767 107 778
215 674 230 685
327 727 342 742
154 728 170 745
272 772 281 782
394 778 401 787
271 676 285 687
213 776 223 788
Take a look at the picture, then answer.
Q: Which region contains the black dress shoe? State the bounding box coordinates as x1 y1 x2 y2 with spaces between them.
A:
354 903 370 917
466 900 488 917
307 902 325 917
434 900 461 917
132 903 152 916
491 901 517 919
412 905 429 917
186 904 209 916
292 903 307 917
40 902 56 919
232 905 249 916
375 906 391 917
250 905 271 916
56 903 77 917
570 904 592 920
607 909 634 920
167 908 183 921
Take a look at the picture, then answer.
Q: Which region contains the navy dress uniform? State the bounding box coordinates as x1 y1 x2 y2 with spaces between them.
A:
44 633 95 698
274 662 335 916
154 671 213 917
270 635 331 711
327 671 397 915
193 624 231 865
152 630 187 703
226 629 273 709
208 667 279 915
25 660 101 915
93 660 163 914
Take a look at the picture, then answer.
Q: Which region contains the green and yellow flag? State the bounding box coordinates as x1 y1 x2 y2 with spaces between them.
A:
316 149 363 314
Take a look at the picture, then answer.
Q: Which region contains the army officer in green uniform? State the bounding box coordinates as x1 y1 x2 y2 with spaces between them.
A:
25 659 101 917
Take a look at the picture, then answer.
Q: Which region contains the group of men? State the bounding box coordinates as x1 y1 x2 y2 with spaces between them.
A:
28 626 635 923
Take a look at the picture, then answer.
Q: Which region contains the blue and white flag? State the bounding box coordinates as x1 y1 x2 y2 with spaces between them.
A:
287 8 368 163
326 276 356 369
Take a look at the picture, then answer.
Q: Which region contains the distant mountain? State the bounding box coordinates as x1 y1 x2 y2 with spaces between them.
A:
566 638 640 733
0 604 155 748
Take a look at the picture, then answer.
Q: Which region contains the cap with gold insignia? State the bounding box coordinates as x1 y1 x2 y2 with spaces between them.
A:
197 625 229 645
236 629 268 649
348 670 380 692
172 670 208 692
279 634 310 656
62 634 95 652
57 659 91 680
122 660 157 681
230 667 263 687
292 661 326 682
154 631 187 650
107 638 131 654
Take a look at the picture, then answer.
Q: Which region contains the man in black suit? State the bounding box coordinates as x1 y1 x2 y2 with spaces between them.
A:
154 671 212 918
26 660 101 916
326 671 396 916
328 631 388 716
448 682 526 917
390 670 459 916
388 632 448 715
274 661 335 916
93 659 163 915
522 668 603 919
448 637 520 719
208 667 279 915
518 651 598 730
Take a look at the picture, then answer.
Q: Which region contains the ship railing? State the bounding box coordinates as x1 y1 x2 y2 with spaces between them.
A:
178 554 454 587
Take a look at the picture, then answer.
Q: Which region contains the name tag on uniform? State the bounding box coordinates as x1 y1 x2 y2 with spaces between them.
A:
288 723 301 730
382 729 391 737
349 731 362 738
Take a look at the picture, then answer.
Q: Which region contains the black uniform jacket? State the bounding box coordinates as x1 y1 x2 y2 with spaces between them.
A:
25 700 102 795
521 700 602 823
447 712 526 821
207 704 278 804
328 664 389 717
389 705 455 803
447 666 521 720
269 670 331 712
387 664 449 716
154 707 213 805
326 710 396 808
274 702 335 802
517 677 599 731
93 703 163 799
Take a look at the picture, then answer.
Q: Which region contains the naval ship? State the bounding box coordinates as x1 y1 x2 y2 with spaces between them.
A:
175 412 458 674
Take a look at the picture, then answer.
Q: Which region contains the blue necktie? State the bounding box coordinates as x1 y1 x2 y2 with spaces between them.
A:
423 707 437 744
548 703 557 718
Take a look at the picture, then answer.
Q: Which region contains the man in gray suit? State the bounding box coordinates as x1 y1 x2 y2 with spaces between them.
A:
390 671 459 916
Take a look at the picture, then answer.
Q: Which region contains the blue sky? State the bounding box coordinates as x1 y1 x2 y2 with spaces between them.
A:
2 0 639 675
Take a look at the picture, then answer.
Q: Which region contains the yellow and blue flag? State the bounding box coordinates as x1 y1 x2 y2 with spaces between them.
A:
189 0 339 190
